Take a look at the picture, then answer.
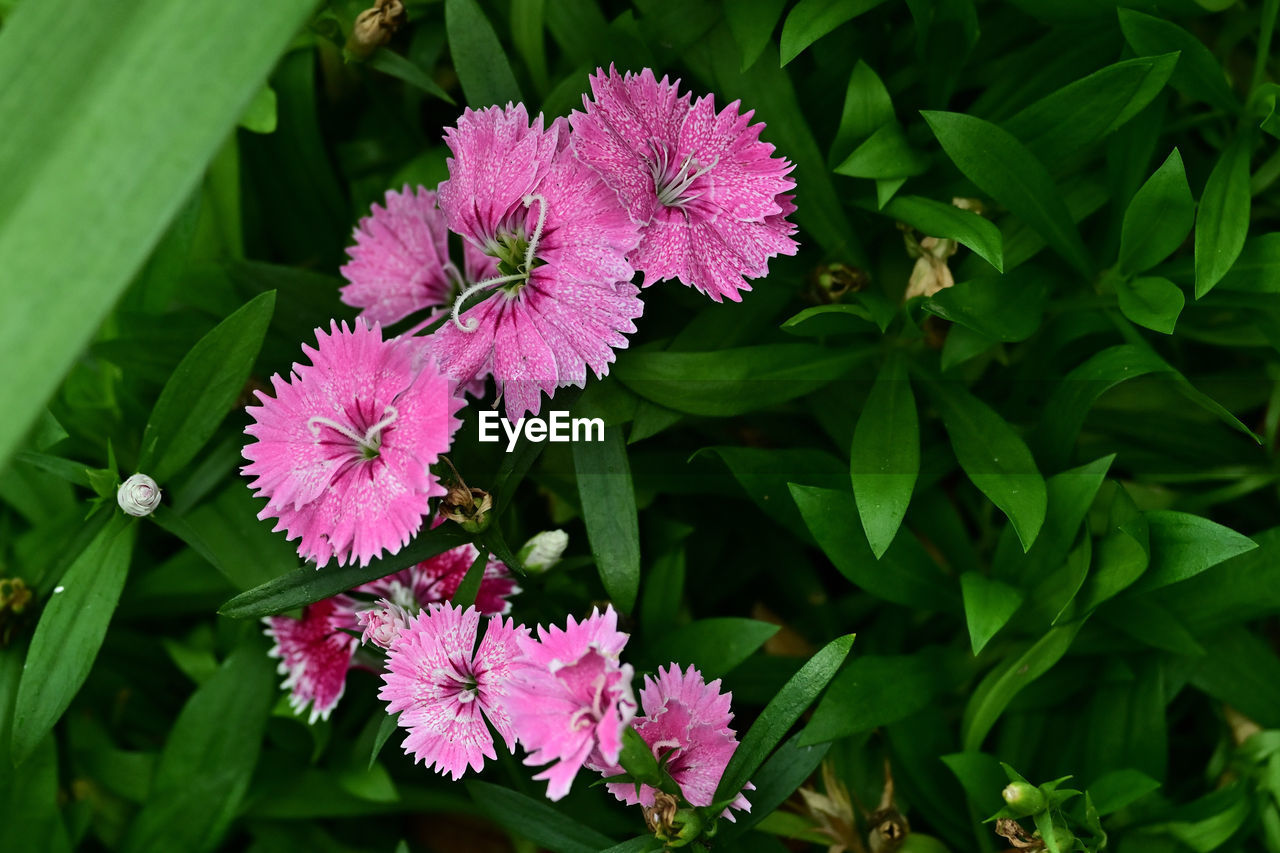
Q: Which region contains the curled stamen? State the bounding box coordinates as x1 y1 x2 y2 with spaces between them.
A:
307 415 368 447
307 404 400 455
449 272 526 332
521 193 549 271
362 404 398 446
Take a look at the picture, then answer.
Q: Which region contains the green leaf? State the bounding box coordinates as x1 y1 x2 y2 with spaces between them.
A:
834 122 930 179
961 573 1024 654
1189 628 1280 729
1195 134 1253 298
781 304 878 337
929 381 1047 551
121 642 276 853
962 622 1083 752
885 195 1004 271
509 0 549 94
618 726 664 789
714 634 854 806
851 355 919 558
1088 769 1161 816
445 0 522 107
572 426 640 613
779 0 893 65
450 547 490 610
1134 511 1257 591
0 0 316 469
790 484 960 611
714 734 831 843
237 84 277 134
1117 276 1185 334
647 618 779 679
1003 53 1179 165
466 781 615 853
923 111 1091 275
1118 8 1238 112
922 268 1048 342
1119 149 1196 274
12 515 136 765
1218 233 1280 292
831 60 895 163
614 344 872 417
219 524 471 618
725 0 787 71
367 49 455 104
137 291 274 482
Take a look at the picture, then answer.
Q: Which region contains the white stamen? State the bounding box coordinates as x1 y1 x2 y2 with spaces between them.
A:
653 153 719 208
307 405 399 455
521 193 549 271
449 272 526 332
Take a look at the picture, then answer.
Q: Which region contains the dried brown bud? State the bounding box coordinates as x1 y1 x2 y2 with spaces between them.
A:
346 0 407 59
808 262 868 303
643 791 680 836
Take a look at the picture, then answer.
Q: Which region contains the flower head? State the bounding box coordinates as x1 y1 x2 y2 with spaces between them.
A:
509 606 637 801
263 543 520 720
117 473 161 517
571 66 798 302
517 529 569 573
430 104 643 419
242 321 464 567
380 603 528 780
598 665 750 816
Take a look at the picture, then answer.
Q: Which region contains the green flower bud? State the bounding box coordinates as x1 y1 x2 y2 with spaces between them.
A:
1001 782 1046 818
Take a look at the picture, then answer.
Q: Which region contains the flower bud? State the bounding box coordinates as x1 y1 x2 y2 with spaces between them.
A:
1001 781 1046 818
517 529 568 572
117 473 161 517
357 599 414 649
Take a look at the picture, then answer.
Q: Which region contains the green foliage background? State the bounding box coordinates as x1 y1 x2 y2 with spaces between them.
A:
2 0 1280 851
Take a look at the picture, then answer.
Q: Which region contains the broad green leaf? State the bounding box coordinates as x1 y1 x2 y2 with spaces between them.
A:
219 524 471 618
779 0 893 65
1218 233 1280 292
885 195 1004 271
509 0 549 94
714 634 854 806
122 642 276 853
573 426 640 613
138 291 273 483
923 111 1091 275
12 515 136 765
647 618 778 679
929 381 1047 551
714 734 830 843
1076 484 1150 612
851 355 919 558
0 734 69 851
1118 8 1238 112
1088 769 1161 816
367 49 455 103
831 60 894 163
466 781 615 853
725 0 787 71
1195 134 1253 298
922 269 1047 341
790 484 959 611
445 0 522 107
1003 54 1179 165
1119 149 1196 273
835 122 930 179
802 647 963 744
1189 629 1280 729
1136 786 1251 852
0 0 317 469
614 344 873 417
960 573 1024 654
1103 597 1204 657
1134 510 1257 591
962 622 1082 751
1117 276 1185 334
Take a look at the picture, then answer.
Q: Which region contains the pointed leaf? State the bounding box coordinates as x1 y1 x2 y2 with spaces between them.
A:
961 573 1024 655
1119 149 1195 274
885 195 1003 271
467 781 615 853
573 426 640 613
851 355 919 558
445 0 521 107
779 0 893 65
1117 275 1185 334
1119 8 1238 112
1195 134 1253 298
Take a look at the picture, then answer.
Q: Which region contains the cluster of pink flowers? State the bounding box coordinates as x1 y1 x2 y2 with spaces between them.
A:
378 602 751 814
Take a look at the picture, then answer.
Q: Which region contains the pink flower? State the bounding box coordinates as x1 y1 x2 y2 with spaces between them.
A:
358 600 415 649
242 321 464 567
263 544 520 721
380 603 528 780
429 104 644 419
595 664 752 817
509 606 637 801
570 66 799 302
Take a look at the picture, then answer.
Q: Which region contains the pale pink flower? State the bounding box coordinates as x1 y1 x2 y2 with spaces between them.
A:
509 606 637 801
242 321 464 567
358 599 415 649
570 66 799 302
430 103 644 419
595 664 752 817
380 603 528 780
263 544 519 721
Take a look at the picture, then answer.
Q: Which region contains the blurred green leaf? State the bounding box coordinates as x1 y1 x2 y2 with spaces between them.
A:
445 0 522 107
647 618 779 679
367 49 455 103
1117 276 1185 334
726 0 787 71
573 425 640 613
1118 8 1238 112
1195 134 1253 298
779 0 892 65
851 355 919 558
467 781 615 853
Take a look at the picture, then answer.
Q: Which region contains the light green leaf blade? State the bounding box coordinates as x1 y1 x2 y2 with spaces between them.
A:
1117 276 1185 334
445 0 522 107
726 0 787 71
1119 149 1196 274
779 0 893 65
1135 511 1257 591
1195 134 1253 298
885 195 1003 271
851 355 919 558
573 426 641 613
961 573 1024 655
831 60 894 163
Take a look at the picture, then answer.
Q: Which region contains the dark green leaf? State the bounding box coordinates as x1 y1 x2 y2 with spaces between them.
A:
450 547 490 610
961 573 1024 654
851 355 919 558
922 269 1047 342
1088 769 1161 816
1117 275 1185 334
1217 233 1280 292
835 122 930 179
1134 510 1257 591
367 49 455 103
1189 629 1280 728
647 618 779 679
725 0 787 71
1195 134 1253 298
1118 8 1238 112
780 303 878 337
715 735 830 843
779 0 893 65
573 426 640 613
466 781 615 853
445 0 522 107
885 195 1004 271
1119 148 1195 274
831 60 894 162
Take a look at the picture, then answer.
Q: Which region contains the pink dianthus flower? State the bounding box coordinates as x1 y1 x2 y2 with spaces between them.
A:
508 606 637 801
430 104 644 419
570 66 798 302
380 603 528 780
242 321 464 567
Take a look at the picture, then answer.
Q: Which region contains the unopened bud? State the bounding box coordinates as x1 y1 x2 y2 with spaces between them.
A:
1001 782 1046 818
117 473 161 517
517 530 568 572
346 0 407 59
357 599 414 649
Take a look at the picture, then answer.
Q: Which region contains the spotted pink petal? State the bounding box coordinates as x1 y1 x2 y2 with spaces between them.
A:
263 597 360 723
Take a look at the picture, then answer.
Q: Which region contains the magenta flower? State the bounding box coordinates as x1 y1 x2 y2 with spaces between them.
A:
429 104 644 419
570 66 799 302
242 321 464 567
508 606 637 801
594 664 752 817
263 544 519 721
380 603 528 780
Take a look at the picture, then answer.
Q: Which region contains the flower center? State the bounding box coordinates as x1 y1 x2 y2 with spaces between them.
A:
307 404 399 459
648 146 717 208
449 194 549 332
